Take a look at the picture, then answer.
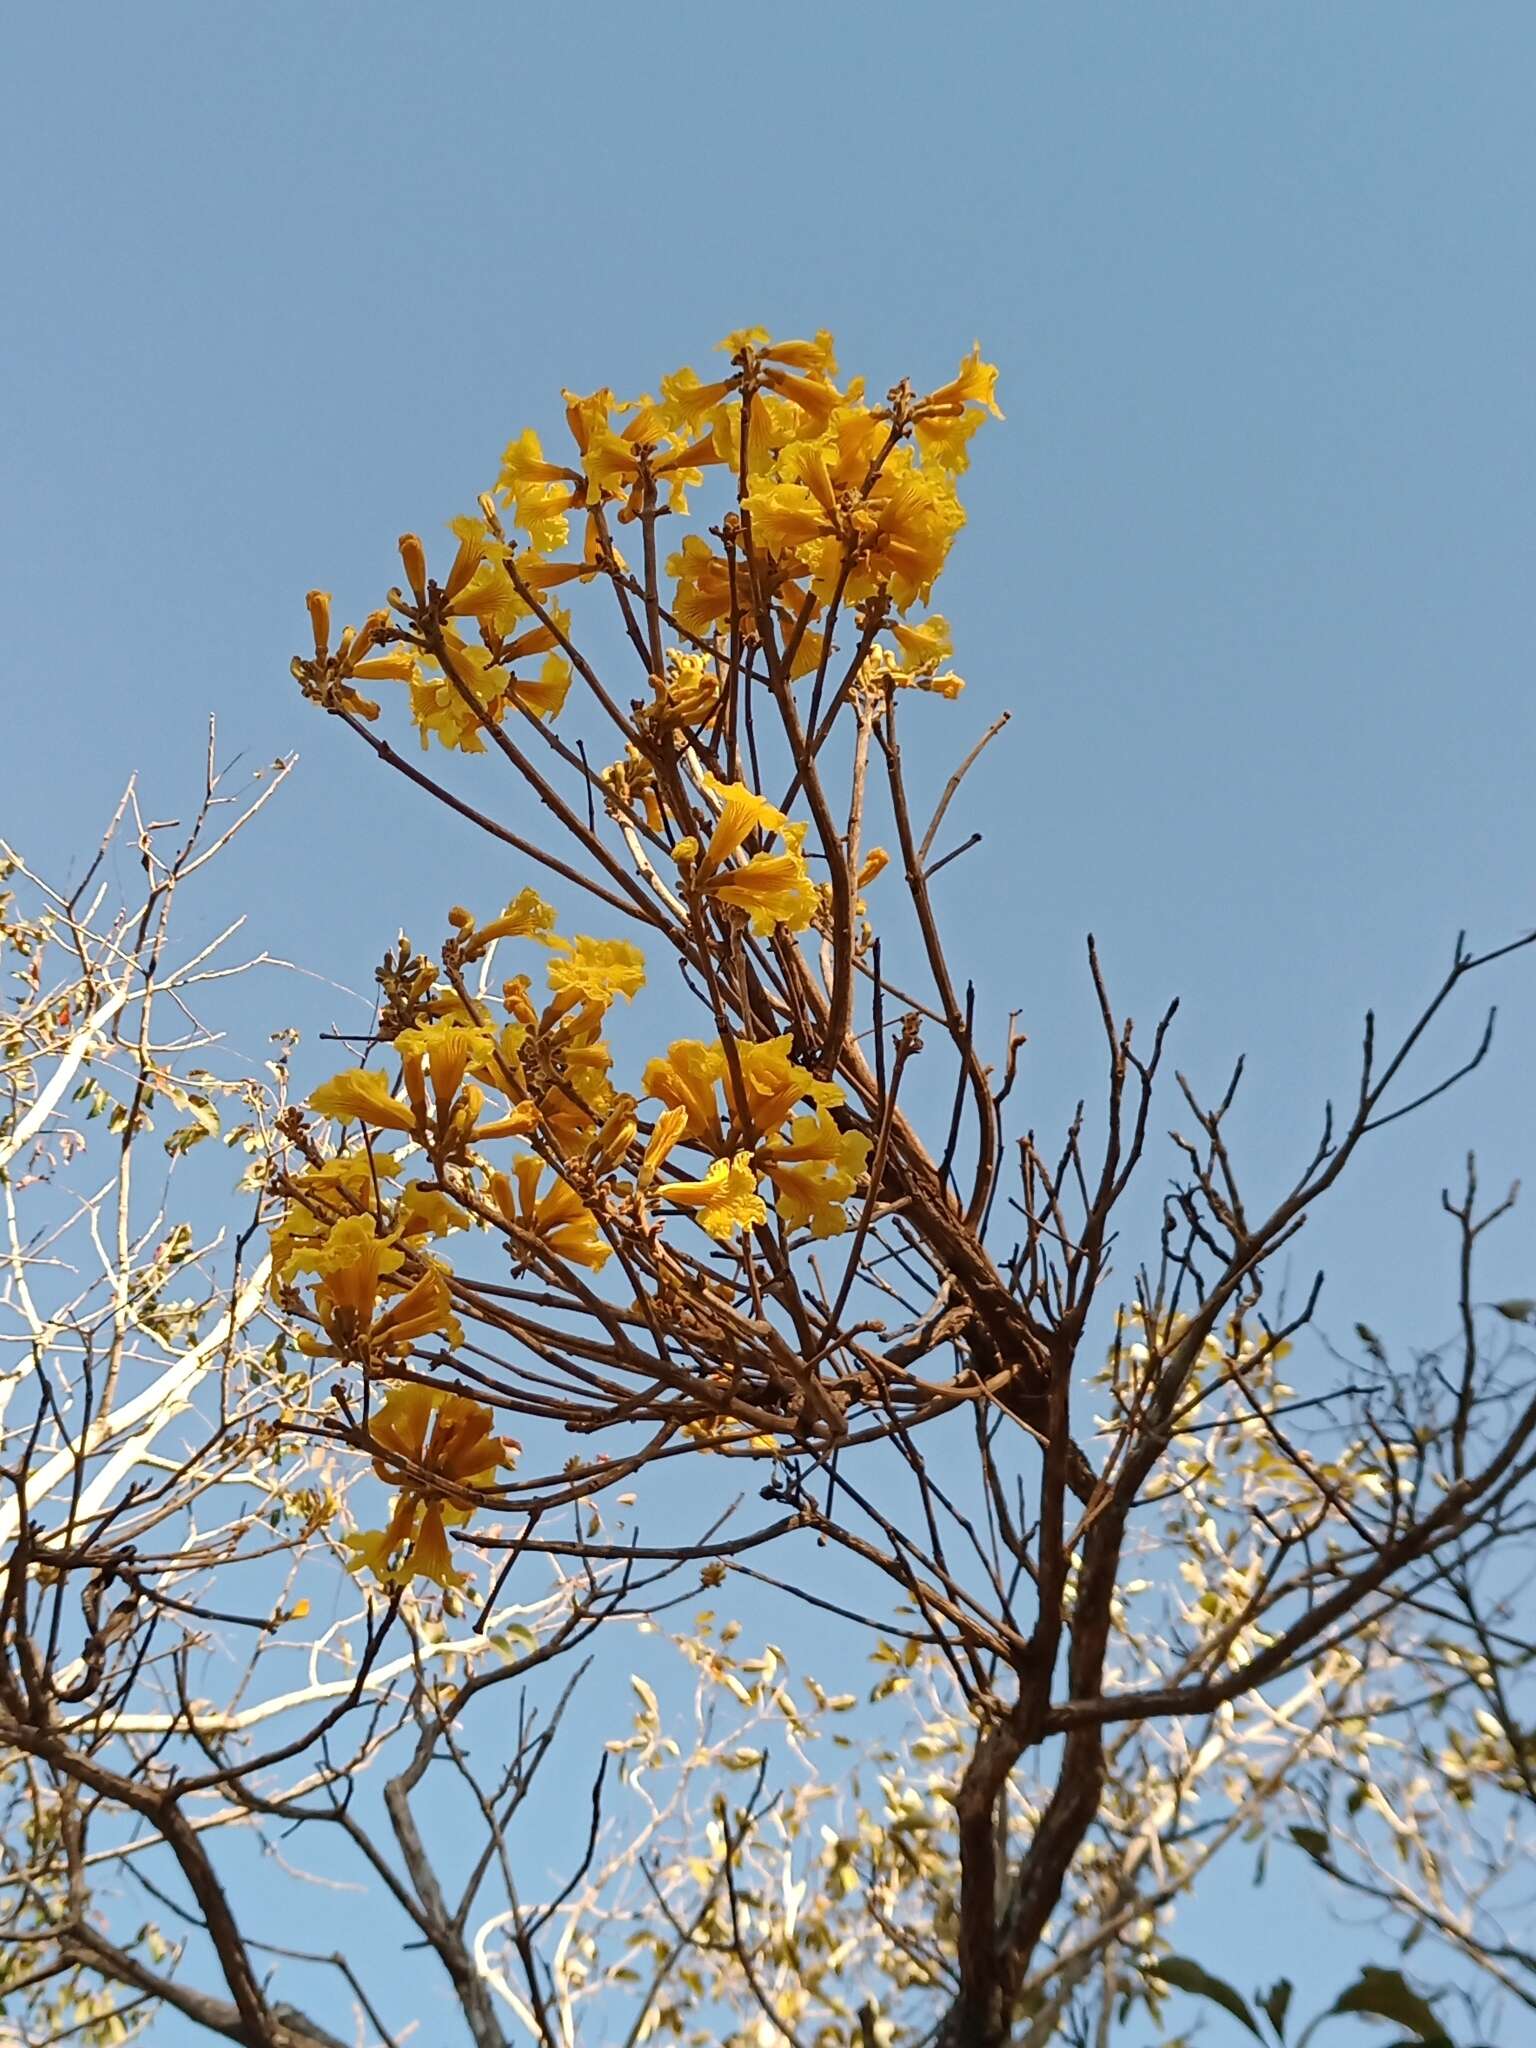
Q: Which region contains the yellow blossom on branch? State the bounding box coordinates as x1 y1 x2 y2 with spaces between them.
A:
546 935 647 1005
496 427 578 552
309 1068 418 1135
458 886 561 958
707 847 819 936
396 1183 472 1243
489 1156 611 1272
657 1152 767 1242
761 1111 873 1239
280 322 1007 1500
345 1385 514 1591
270 1150 400 1284
678 779 820 938
726 1035 843 1141
368 1264 464 1353
637 1104 689 1189
666 533 737 639
394 1021 497 1122
643 1039 728 1145
299 1218 412 1357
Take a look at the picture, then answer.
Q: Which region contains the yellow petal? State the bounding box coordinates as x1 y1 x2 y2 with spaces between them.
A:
309 1068 418 1133
546 935 646 1004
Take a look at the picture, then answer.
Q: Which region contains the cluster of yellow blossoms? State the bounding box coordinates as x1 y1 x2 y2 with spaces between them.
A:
272 896 874 1581
342 1383 512 1591
282 326 1002 1587
298 325 989 755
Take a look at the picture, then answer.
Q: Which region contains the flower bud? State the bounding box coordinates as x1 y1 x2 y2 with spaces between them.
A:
398 533 428 599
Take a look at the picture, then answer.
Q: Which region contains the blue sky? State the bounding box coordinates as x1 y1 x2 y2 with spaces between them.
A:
5 4 1535 2040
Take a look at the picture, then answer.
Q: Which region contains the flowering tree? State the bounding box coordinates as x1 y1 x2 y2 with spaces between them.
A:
5 332 1534 2048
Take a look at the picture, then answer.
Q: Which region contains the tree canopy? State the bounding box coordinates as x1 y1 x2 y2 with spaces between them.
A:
3 328 1534 2048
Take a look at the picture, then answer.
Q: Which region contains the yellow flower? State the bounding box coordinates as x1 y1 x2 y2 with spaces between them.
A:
856 465 966 612
718 325 773 356
561 386 620 454
644 1039 727 1144
855 643 965 702
397 1184 471 1242
270 1150 400 1283
498 619 561 664
490 1156 611 1272
368 1264 464 1351
446 554 525 637
914 408 987 475
291 1210 402 1285
667 533 737 638
303 1216 405 1353
647 650 721 726
706 847 818 936
684 1414 783 1456
726 1035 842 1141
921 342 1004 419
585 1096 639 1175
701 777 792 867
638 1104 688 1188
643 1034 840 1152
820 402 887 484
398 533 428 598
463 886 561 957
680 779 821 937
309 1068 419 1134
409 631 508 752
395 1021 497 1123
497 427 578 552
346 1386 513 1591
907 347 1001 474
783 621 826 680
294 1216 461 1360
348 650 420 685
761 365 842 427
471 1101 542 1144
696 385 798 479
546 935 647 1004
512 652 572 723
657 1152 767 1242
660 365 737 430
745 481 833 554
761 331 839 376
888 615 953 668
762 1111 872 1239
365 1383 506 1489
577 408 723 521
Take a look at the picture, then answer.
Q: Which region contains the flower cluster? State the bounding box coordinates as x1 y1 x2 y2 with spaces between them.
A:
342 1384 513 1591
281 327 1002 1585
293 326 992 766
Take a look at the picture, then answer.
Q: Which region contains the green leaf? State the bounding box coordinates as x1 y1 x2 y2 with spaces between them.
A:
1329 1967 1443 2040
1258 1979 1293 2041
164 1122 214 1157
1150 1957 1265 2040
1491 1298 1536 1324
1287 1824 1334 1869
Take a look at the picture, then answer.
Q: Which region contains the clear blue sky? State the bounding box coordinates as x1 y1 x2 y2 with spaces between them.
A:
5 4 1534 2040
